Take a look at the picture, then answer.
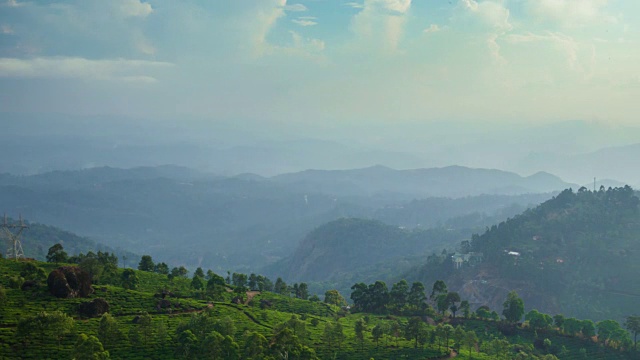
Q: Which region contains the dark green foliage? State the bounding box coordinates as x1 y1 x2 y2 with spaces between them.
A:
154 262 169 275
74 333 110 360
78 298 110 318
503 290 525 323
138 255 155 272
121 268 139 290
625 315 640 350
46 243 68 263
324 289 347 307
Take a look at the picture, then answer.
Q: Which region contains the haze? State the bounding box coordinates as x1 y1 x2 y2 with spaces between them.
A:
2 0 640 184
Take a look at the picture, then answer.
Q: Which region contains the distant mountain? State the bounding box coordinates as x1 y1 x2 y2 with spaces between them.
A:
0 218 137 262
405 186 640 322
272 165 574 198
514 142 640 185
1 165 559 274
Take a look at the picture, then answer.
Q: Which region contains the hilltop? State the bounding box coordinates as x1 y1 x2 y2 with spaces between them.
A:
406 186 640 322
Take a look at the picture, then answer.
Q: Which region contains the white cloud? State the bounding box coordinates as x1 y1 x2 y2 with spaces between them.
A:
4 0 23 7
118 0 153 18
423 24 440 33
527 0 616 27
292 19 317 27
350 0 412 53
459 0 512 32
506 31 581 70
0 57 172 82
344 2 364 9
284 3 307 12
1 24 13 34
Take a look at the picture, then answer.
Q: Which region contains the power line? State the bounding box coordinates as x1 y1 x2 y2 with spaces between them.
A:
2 214 28 261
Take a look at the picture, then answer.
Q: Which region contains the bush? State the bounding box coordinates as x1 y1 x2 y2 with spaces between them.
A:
78 298 110 318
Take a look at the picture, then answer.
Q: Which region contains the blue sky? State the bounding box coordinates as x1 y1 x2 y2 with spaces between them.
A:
1 0 639 126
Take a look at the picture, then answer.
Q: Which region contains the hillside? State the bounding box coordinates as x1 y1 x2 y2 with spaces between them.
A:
272 165 574 197
0 218 137 262
0 256 636 359
0 166 557 273
407 186 640 322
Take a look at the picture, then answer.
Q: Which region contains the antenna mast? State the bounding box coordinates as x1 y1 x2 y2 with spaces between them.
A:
2 214 28 261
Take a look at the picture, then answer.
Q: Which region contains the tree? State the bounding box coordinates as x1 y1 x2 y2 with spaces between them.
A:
354 318 366 351
407 282 427 310
405 317 426 348
581 320 596 338
526 309 553 330
502 290 524 323
138 255 155 272
324 289 347 307
625 315 640 350
46 243 68 263
460 300 471 318
390 280 409 310
275 277 288 295
121 269 139 290
136 312 153 346
176 330 198 359
372 324 384 348
194 267 205 278
97 313 124 350
171 266 189 278
154 262 169 275
463 330 478 357
17 311 75 346
298 282 309 300
553 314 565 329
191 275 204 291
231 273 248 289
446 292 461 317
243 331 268 360
452 326 466 352
74 333 110 360
431 280 447 300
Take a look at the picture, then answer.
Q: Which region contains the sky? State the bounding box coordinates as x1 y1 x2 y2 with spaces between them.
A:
1 0 640 128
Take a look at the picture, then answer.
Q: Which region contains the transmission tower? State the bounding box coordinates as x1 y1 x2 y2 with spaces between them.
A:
2 214 28 261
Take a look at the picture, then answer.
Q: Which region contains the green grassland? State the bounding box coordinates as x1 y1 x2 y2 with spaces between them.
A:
0 257 636 360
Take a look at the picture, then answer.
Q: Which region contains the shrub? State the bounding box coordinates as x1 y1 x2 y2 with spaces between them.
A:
78 298 110 318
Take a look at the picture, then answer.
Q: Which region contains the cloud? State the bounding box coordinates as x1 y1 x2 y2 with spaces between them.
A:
118 0 153 18
1 24 13 34
0 57 172 82
4 0 23 7
292 19 317 27
458 0 512 32
350 0 413 53
423 24 440 33
284 4 307 12
526 0 616 27
344 2 364 9
506 31 581 70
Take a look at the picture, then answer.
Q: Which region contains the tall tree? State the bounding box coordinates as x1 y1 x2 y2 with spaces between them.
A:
97 313 124 350
355 318 366 351
74 333 110 360
430 280 447 300
407 282 427 310
502 291 524 323
372 324 384 348
46 243 68 263
138 255 155 272
390 280 409 310
625 315 640 350
121 269 139 290
324 289 347 307
275 278 288 295
405 317 426 348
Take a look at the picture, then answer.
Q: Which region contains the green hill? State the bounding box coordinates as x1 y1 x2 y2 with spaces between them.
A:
0 255 637 359
407 186 640 322
0 218 137 262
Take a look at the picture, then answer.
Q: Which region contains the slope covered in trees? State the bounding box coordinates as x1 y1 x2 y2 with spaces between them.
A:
407 186 640 322
1 253 637 359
